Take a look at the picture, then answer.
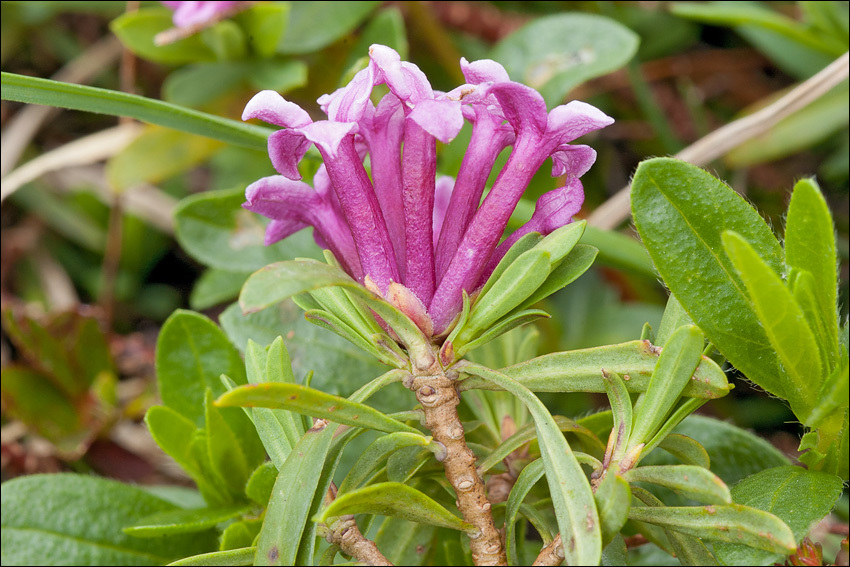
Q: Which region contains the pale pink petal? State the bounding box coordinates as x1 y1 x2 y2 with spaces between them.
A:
242 90 312 128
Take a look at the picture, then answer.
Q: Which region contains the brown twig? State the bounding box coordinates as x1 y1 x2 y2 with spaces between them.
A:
325 515 393 566
409 371 506 565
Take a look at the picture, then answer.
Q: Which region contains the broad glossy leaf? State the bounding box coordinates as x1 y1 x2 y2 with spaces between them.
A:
255 423 334 566
111 8 215 64
247 59 308 93
339 432 436 493
624 465 730 504
124 505 249 537
216 382 418 435
629 325 706 448
1 474 217 565
460 362 602 566
784 178 840 365
714 466 844 566
0 72 271 150
155 310 246 427
595 473 632 545
277 1 381 53
234 3 288 58
317 483 474 533
492 13 639 105
723 231 820 418
628 501 795 554
505 459 545 566
631 158 785 401
190 269 250 311
460 340 730 399
168 547 255 566
205 390 261 498
175 190 321 272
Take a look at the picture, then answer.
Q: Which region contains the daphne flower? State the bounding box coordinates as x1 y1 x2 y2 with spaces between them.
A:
161 1 242 29
243 45 612 337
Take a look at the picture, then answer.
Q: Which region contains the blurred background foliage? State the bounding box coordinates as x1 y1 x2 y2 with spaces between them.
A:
0 0 847 538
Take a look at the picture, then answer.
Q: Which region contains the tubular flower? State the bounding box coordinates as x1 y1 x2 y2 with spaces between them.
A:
243 45 613 337
160 1 242 29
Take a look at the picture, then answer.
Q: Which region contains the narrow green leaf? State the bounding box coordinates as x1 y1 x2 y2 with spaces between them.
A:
641 397 709 459
205 390 256 498
656 294 694 345
657 434 711 469
304 309 402 368
464 249 552 337
505 459 546 565
594 473 632 546
459 362 602 566
714 465 844 565
513 244 598 312
459 340 730 399
624 465 731 504
317 483 474 533
785 178 840 366
629 325 706 448
631 158 785 402
245 462 277 505
124 505 249 537
479 232 544 299
627 501 795 554
455 309 550 359
723 230 820 418
0 72 271 150
216 382 420 435
792 270 835 376
601 369 633 464
532 220 586 267
339 432 436 493
168 547 255 566
255 423 334 566
477 416 604 475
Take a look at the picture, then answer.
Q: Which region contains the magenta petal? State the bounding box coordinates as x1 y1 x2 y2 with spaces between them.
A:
369 45 434 105
551 144 597 178
432 175 454 250
319 65 375 123
265 218 309 245
268 130 311 180
546 100 614 144
486 81 548 136
242 90 312 128
409 98 464 144
460 57 510 84
299 121 358 159
169 1 239 28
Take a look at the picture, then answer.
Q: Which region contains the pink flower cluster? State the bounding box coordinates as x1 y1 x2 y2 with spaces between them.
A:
243 45 612 335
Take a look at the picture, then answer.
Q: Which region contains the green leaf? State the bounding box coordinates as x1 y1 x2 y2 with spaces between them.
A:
722 230 820 418
246 59 308 93
255 422 334 566
625 465 731 504
459 362 602 566
477 232 543 299
714 466 844 565
492 13 639 106
602 369 633 464
190 269 250 311
1 474 217 565
628 500 795 554
374 518 435 566
107 125 222 191
201 20 247 61
631 158 785 401
168 547 255 566
513 244 598 313
460 340 730 399
220 518 262 551
594 473 632 546
235 3 288 58
145 405 227 506
317 483 474 533
277 1 381 54
246 462 278 505
205 390 261 498
124 505 249 537
657 434 711 469
784 178 840 366
656 294 694 345
339 432 436 493
216 382 419 435
454 309 550 359
161 62 246 108
629 325 706 448
807 351 849 428
792 271 835 382
505 459 546 566
155 310 247 427
111 8 215 65
175 189 322 273
0 72 271 150
464 249 551 337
